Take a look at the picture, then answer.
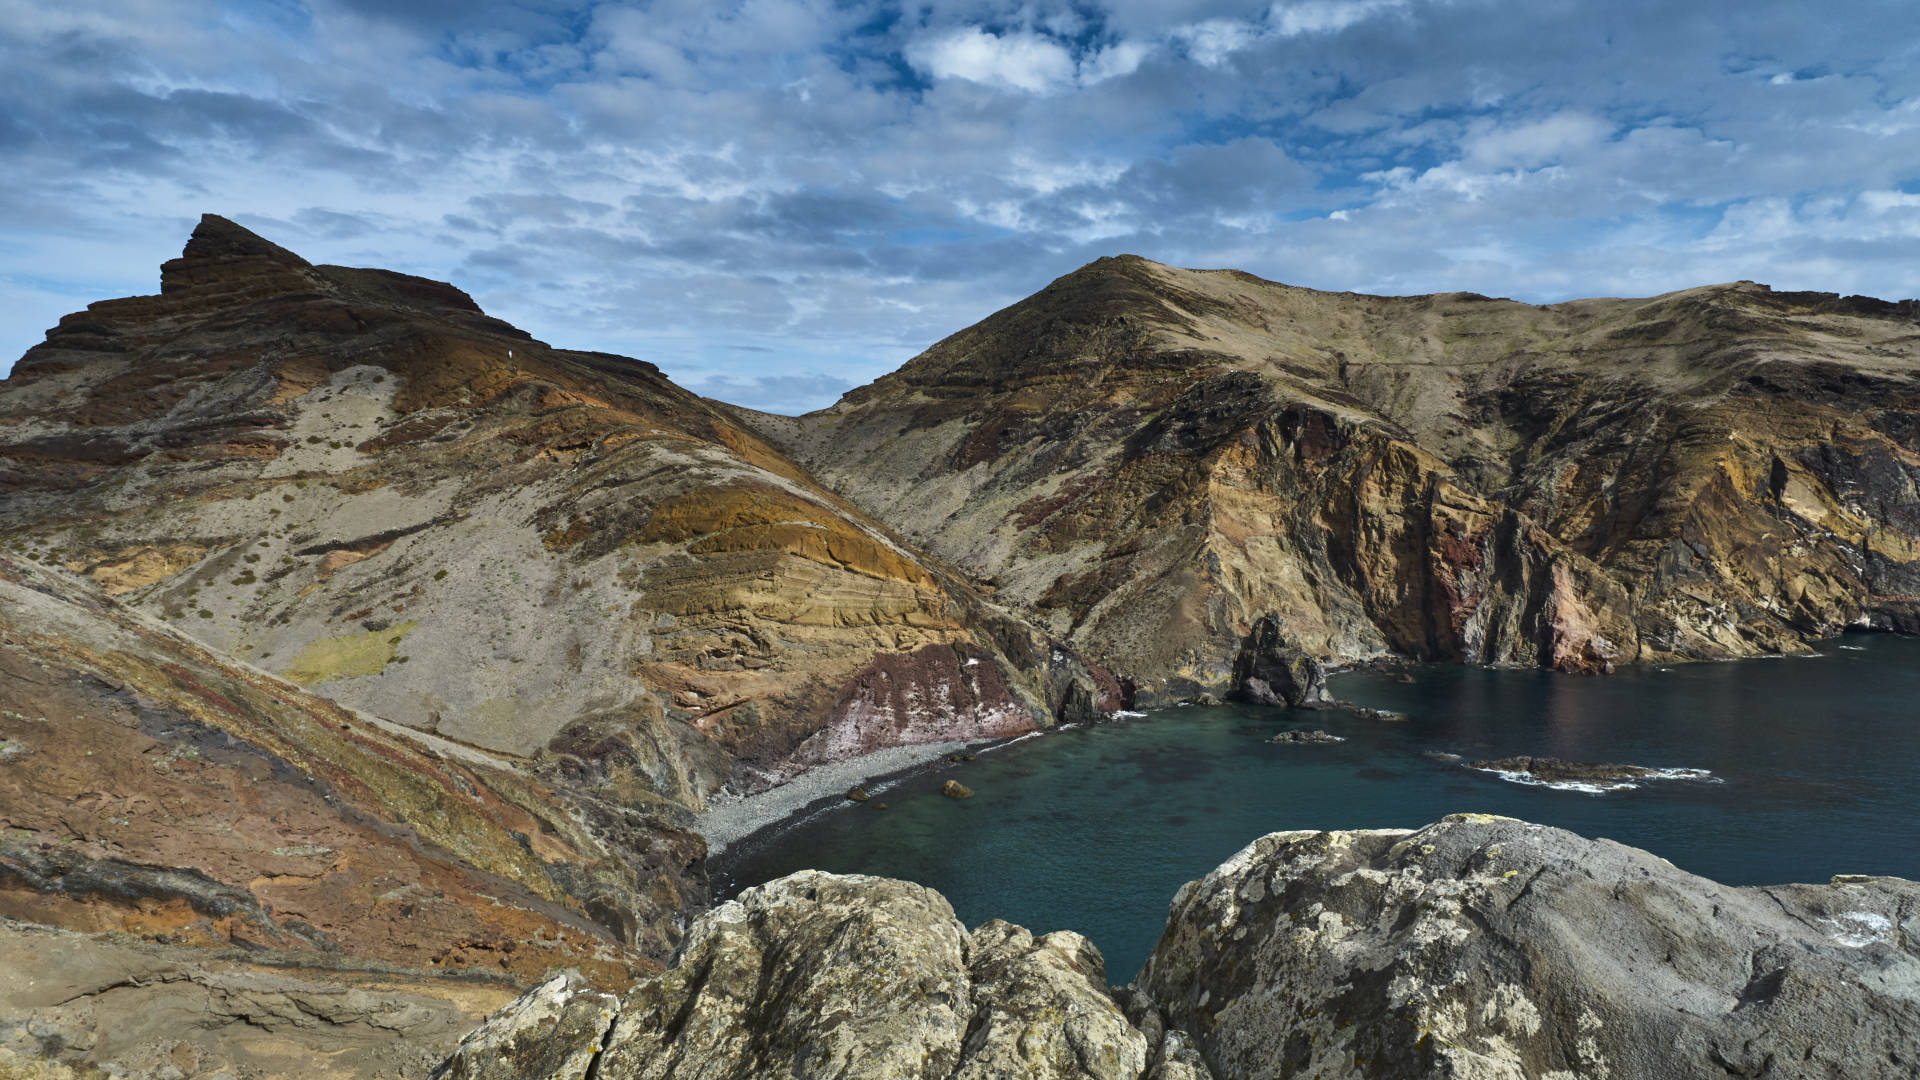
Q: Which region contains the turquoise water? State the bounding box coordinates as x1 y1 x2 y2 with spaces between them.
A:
713 635 1920 981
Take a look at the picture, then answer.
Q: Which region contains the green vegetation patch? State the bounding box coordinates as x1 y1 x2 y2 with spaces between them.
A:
281 619 418 686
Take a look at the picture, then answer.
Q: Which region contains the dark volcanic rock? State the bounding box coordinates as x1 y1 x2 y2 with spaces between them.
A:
1230 615 1327 707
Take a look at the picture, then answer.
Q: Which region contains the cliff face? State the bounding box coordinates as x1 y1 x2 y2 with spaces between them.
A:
0 217 1111 799
438 816 1920 1080
745 256 1920 701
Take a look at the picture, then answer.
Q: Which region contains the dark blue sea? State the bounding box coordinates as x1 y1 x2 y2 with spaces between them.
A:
713 634 1920 981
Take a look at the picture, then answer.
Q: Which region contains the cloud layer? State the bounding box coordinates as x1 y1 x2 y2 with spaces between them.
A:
2 0 1917 412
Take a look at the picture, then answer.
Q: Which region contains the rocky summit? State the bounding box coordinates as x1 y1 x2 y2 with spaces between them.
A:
0 215 1113 794
440 815 1920 1080
736 255 1920 702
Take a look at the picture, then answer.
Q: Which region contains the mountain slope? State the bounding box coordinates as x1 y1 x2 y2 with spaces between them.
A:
0 553 698 985
742 255 1920 701
0 216 1112 798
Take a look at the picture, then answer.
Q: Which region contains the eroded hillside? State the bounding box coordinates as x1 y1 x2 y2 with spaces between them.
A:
0 217 1113 800
742 255 1920 702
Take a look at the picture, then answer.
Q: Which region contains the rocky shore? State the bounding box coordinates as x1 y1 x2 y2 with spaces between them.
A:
695 736 1013 856
441 814 1920 1080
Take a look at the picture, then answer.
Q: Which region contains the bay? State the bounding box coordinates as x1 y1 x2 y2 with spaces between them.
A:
713 634 1920 981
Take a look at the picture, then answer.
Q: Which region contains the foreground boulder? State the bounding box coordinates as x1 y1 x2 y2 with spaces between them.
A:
438 870 1149 1079
1143 815 1920 1079
443 816 1918 1080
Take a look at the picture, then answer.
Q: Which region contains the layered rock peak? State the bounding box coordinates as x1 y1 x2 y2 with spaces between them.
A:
180 211 313 267
1 214 1111 816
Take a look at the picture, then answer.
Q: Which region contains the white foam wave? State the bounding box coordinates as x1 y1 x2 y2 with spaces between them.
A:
1478 769 1636 795
1110 709 1148 718
1469 764 1717 795
980 730 1045 752
1839 644 1867 651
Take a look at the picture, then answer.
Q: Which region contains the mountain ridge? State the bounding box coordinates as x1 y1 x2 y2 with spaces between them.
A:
737 250 1920 701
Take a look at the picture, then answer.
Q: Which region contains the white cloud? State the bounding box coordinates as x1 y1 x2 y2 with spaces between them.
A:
1270 0 1407 38
1464 112 1612 167
906 27 1077 94
1173 18 1259 67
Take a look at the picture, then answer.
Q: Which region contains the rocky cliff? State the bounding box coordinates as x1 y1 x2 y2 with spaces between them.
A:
0 216 1112 800
740 256 1920 701
440 815 1920 1080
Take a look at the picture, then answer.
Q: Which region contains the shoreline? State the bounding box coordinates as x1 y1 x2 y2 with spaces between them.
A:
697 734 1034 858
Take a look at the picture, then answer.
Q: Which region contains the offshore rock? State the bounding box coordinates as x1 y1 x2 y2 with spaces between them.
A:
1465 754 1706 789
1230 615 1325 707
1140 814 1920 1080
1268 729 1343 744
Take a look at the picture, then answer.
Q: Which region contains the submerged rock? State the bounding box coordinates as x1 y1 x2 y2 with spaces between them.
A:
443 817 1920 1080
845 785 871 802
1268 729 1344 744
942 779 975 799
1465 754 1710 789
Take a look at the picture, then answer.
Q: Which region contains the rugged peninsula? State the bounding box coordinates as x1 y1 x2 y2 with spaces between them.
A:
4 217 1920 1076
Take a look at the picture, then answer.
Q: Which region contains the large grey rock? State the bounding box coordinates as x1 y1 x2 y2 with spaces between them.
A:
1139 814 1920 1080
955 920 1147 1080
597 871 975 1080
590 870 1145 1080
433 972 618 1080
440 817 1920 1080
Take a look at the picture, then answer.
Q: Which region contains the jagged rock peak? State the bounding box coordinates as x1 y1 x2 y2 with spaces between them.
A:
181 212 312 268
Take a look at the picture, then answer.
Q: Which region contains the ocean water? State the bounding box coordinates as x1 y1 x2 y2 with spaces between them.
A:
712 634 1920 981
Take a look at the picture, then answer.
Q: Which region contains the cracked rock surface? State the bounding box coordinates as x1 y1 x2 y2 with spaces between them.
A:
1142 814 1920 1080
445 817 1919 1080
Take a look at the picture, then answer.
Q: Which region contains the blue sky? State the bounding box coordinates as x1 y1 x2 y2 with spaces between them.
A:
3 1 1917 412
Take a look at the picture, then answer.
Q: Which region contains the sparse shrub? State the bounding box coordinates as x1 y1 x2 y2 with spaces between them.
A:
433 569 448 580
282 494 295 503
197 609 213 619
233 572 256 585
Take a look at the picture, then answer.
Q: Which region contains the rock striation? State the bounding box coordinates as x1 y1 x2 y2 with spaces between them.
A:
0 216 1114 806
443 816 1920 1080
738 256 1920 702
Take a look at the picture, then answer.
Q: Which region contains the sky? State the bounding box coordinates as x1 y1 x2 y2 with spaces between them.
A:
3 1 1918 413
